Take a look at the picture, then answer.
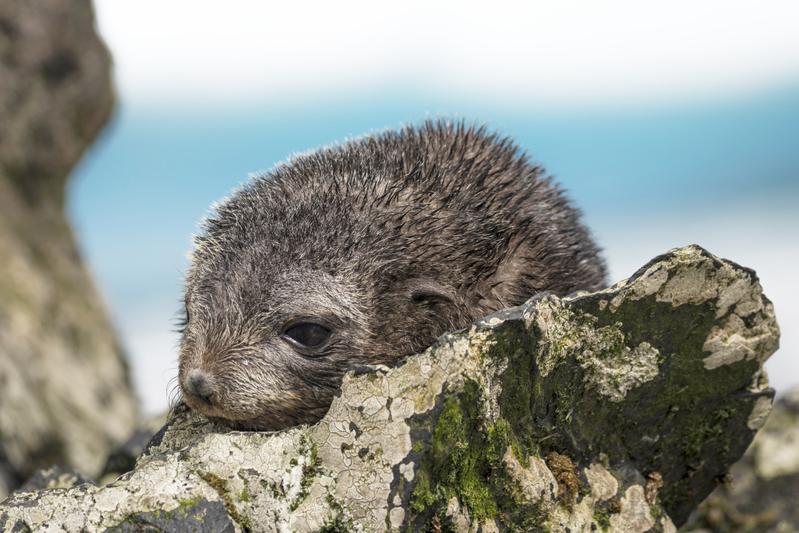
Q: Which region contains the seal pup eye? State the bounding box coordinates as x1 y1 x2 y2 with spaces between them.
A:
282 322 332 350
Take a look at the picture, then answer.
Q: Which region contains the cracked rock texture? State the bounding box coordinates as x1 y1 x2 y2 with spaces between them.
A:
0 246 780 532
683 386 799 532
0 0 138 499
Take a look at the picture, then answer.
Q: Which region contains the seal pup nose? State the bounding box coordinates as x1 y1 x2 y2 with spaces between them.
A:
186 368 215 405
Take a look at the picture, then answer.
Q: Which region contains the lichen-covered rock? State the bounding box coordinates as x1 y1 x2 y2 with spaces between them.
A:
16 466 94 494
0 0 138 498
683 387 799 532
0 246 779 532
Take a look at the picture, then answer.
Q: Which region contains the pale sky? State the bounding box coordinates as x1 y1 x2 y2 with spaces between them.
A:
94 0 799 108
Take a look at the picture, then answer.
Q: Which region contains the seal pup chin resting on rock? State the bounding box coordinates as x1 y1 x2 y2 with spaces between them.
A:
177 120 607 431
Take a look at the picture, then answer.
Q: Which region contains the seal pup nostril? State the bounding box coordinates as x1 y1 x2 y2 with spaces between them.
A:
186 368 214 405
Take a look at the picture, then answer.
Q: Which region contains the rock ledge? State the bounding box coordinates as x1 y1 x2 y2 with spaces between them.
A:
0 246 780 532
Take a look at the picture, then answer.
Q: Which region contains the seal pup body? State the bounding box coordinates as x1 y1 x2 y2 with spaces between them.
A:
179 121 607 430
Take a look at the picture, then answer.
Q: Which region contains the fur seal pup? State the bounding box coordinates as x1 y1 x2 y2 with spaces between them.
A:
178 121 607 430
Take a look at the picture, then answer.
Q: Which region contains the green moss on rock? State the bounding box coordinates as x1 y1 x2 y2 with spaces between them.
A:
197 471 252 531
410 380 497 522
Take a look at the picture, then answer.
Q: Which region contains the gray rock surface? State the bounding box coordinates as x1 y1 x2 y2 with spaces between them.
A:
0 246 779 532
0 0 138 498
683 387 799 532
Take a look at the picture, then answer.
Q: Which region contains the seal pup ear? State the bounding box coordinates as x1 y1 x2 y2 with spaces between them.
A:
473 235 541 311
403 278 466 334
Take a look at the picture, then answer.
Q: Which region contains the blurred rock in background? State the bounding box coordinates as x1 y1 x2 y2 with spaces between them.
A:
684 387 799 533
0 0 138 498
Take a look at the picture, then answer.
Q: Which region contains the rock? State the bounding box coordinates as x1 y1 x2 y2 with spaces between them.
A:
0 0 138 498
0 246 780 531
0 0 113 205
683 387 799 532
100 413 168 483
17 466 94 494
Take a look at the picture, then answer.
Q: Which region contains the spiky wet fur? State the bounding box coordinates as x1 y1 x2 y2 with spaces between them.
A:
178 120 608 430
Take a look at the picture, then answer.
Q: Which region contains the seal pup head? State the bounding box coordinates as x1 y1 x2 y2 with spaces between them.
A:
178 121 607 430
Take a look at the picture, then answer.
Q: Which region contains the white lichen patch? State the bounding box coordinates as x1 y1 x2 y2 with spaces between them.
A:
584 462 618 501
478 345 509 424
398 461 415 482
702 310 780 370
589 247 769 336
503 448 557 509
289 478 339 532
657 262 716 308
388 506 405 529
532 298 660 401
479 518 501 532
580 341 660 402
746 395 773 431
527 297 577 377
444 497 472 533
660 516 678 533
653 248 767 324
608 263 669 312
548 493 607 533
716 275 762 319
609 485 656 532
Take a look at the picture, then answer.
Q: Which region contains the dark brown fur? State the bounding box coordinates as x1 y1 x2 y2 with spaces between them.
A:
178 121 607 430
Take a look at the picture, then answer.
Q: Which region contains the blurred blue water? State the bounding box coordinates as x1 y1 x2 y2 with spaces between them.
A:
66 84 799 412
